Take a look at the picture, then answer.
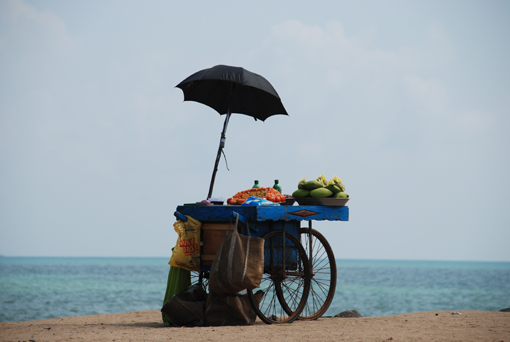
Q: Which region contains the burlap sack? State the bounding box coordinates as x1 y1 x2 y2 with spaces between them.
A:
204 290 264 326
161 285 207 327
208 214 264 294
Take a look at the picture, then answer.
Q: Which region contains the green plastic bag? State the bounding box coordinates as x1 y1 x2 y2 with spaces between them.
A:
162 263 191 326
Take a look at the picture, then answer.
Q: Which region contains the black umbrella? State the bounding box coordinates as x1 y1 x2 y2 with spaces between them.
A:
176 64 288 199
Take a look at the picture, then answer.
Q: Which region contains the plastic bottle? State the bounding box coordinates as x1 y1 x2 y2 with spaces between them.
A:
273 179 282 194
253 180 260 188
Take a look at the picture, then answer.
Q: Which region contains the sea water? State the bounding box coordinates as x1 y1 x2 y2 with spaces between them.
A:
1 257 509 322
327 260 510 317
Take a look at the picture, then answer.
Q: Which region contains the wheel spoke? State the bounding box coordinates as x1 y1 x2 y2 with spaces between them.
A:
298 228 337 320
248 231 310 324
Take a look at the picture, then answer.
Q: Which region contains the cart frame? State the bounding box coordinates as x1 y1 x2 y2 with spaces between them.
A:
175 204 349 323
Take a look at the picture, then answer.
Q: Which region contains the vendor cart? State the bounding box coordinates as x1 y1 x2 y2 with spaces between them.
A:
174 202 349 324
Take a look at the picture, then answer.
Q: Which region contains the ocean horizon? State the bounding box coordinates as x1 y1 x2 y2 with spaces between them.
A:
1 257 509 322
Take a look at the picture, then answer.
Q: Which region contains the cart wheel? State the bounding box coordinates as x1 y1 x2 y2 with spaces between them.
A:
247 230 311 324
298 228 337 320
190 271 209 291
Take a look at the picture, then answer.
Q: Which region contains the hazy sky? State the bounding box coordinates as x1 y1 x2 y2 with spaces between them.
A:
1 0 509 261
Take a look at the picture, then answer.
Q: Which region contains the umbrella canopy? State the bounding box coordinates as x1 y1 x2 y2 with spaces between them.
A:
176 65 288 199
176 64 288 121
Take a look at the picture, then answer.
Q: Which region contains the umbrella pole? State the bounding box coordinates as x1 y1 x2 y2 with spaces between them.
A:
207 110 232 199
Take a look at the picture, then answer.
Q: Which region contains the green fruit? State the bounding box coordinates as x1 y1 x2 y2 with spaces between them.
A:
310 188 333 198
297 177 306 189
331 176 346 192
316 174 327 187
302 180 324 190
334 192 349 198
326 184 342 194
292 189 310 198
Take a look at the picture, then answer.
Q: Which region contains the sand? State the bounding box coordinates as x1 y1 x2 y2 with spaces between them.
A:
1 310 509 342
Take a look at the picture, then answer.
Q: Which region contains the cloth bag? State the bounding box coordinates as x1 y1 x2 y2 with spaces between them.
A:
204 290 264 326
161 284 207 327
208 213 264 294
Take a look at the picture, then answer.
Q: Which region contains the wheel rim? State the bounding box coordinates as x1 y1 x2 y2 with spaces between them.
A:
248 231 310 324
298 228 337 319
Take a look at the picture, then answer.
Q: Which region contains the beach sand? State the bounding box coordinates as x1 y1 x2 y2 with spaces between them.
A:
1 310 509 342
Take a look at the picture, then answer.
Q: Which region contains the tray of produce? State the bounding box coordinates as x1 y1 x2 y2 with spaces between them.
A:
226 187 286 205
292 174 350 206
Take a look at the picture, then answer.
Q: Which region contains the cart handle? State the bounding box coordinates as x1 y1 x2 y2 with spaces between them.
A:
174 211 188 222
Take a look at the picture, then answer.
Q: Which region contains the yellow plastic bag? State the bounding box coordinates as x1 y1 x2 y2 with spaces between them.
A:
168 216 201 271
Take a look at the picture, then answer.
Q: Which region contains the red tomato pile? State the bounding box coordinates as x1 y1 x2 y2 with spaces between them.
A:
227 187 285 205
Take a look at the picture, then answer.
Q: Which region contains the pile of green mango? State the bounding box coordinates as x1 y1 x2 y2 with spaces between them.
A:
292 174 349 199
